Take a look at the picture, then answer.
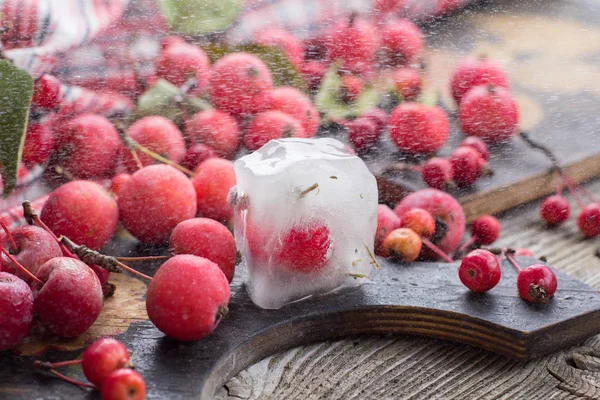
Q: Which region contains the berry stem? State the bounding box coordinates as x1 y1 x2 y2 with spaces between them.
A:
0 220 18 253
0 246 44 285
59 236 153 281
129 149 144 171
22 201 76 259
561 171 597 204
421 237 454 263
456 236 477 255
115 255 170 262
47 368 96 389
34 359 82 369
560 171 586 209
505 252 522 272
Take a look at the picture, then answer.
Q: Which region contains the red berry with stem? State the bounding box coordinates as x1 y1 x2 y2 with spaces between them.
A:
0 272 33 351
361 108 388 136
119 165 197 244
326 14 380 74
347 117 379 152
122 116 186 172
517 264 558 303
459 84 519 142
389 103 449 154
255 27 304 70
32 74 61 109
449 146 484 187
244 111 306 151
577 202 600 238
400 208 436 238
146 255 230 341
458 249 501 293
22 122 55 167
471 215 501 245
186 109 240 159
101 368 146 400
156 42 211 92
170 218 236 282
375 204 400 256
450 57 509 105
422 157 454 190
110 173 131 199
339 74 363 103
180 144 217 171
381 228 422 262
274 221 333 273
540 195 570 226
41 180 119 250
460 136 489 161
82 338 131 387
209 52 273 117
0 225 62 283
266 86 319 137
192 158 236 222
58 114 121 179
32 257 103 338
301 61 326 92
392 67 422 101
380 18 424 66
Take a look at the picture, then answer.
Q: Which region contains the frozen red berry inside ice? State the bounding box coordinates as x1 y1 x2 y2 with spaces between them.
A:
32 257 103 338
460 136 490 161
422 157 453 190
301 61 326 92
0 272 33 351
326 14 380 74
380 18 423 66
459 85 519 142
400 208 436 239
146 255 230 341
392 67 422 101
361 108 388 136
180 144 217 171
170 218 236 282
31 74 61 109
255 27 304 70
449 146 484 187
192 158 236 222
375 204 400 256
209 52 273 117
339 74 363 103
450 57 509 105
119 165 197 244
101 368 146 400
458 249 501 293
347 117 379 152
381 228 422 262
82 338 131 386
389 103 449 154
186 109 240 159
110 173 131 199
245 111 306 151
275 221 333 273
540 195 570 226
41 180 119 250
156 42 211 92
22 122 55 167
266 86 319 137
517 264 557 303
577 202 600 238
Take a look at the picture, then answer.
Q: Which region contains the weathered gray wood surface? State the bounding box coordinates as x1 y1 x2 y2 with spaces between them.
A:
219 179 600 400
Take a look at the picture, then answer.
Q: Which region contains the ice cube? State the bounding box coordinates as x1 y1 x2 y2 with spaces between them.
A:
231 137 378 309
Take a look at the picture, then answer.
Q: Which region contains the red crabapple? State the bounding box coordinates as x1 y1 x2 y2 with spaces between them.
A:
160 35 185 51
82 338 131 386
392 67 422 101
146 255 230 341
458 249 501 293
326 14 380 74
450 57 509 105
244 111 306 151
22 122 54 167
347 117 379 152
517 264 557 303
41 180 119 250
361 108 388 136
339 74 363 103
394 188 466 256
381 228 422 262
0 272 33 351
101 368 146 400
470 215 501 245
255 27 304 70
375 204 401 256
156 42 211 92
58 114 121 179
459 85 519 142
122 116 186 172
110 173 131 199
119 165 197 244
32 257 103 338
180 144 217 171
303 36 328 61
170 218 236 282
192 158 236 222
186 109 240 159
380 18 424 66
274 221 333 273
0 225 62 283
266 86 319 137
460 136 489 161
389 103 449 154
302 61 327 92
399 208 436 238
540 195 570 226
449 146 484 187
31 74 61 109
577 202 600 238
209 52 273 117
422 157 453 190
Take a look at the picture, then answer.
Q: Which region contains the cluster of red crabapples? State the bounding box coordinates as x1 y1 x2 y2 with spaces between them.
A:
33 338 145 400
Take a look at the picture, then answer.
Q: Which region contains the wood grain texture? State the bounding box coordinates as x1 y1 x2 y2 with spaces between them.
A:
219 179 600 400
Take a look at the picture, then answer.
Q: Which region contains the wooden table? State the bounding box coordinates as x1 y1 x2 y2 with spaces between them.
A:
218 179 600 400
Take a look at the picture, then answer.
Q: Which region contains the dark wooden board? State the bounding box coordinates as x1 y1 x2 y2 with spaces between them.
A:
2 247 600 400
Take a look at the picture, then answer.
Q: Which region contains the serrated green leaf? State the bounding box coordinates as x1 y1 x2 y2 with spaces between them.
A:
0 60 33 197
315 64 380 119
202 43 306 92
128 79 211 125
157 0 242 35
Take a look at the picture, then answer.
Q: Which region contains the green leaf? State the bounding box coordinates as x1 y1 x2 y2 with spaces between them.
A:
315 64 380 120
202 43 306 92
0 60 33 197
128 79 211 125
157 0 242 35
